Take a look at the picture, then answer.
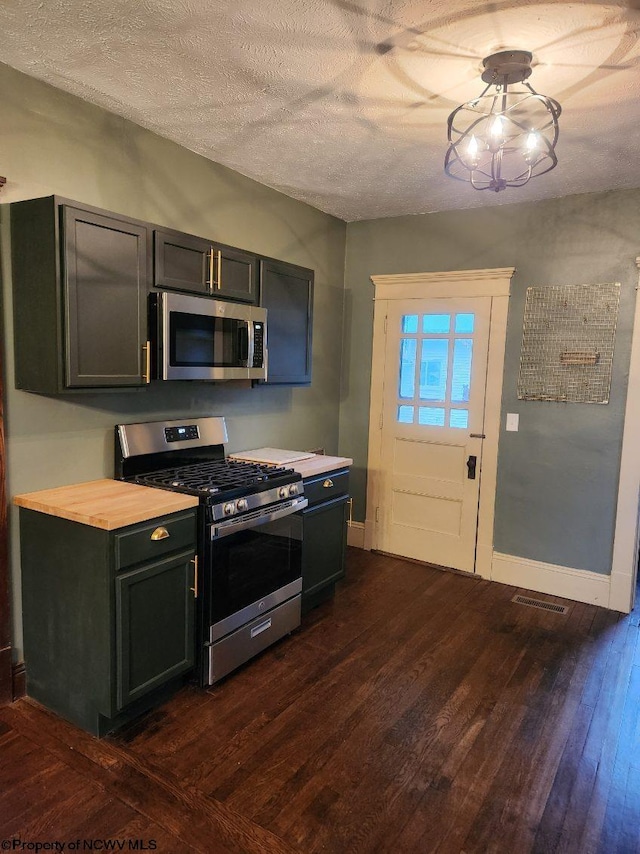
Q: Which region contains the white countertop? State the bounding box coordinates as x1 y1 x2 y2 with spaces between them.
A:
288 454 353 479
230 450 352 479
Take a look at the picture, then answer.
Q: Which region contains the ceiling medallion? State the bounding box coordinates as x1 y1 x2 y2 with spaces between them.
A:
444 50 561 192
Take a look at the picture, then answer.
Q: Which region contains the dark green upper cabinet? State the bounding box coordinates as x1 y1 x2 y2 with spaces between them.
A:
214 245 258 303
154 228 211 295
154 227 258 303
260 258 314 385
64 207 149 388
11 196 151 393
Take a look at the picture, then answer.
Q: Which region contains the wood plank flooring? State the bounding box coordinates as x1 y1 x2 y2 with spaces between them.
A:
1 548 639 853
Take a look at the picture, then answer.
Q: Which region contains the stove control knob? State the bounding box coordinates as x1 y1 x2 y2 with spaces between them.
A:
236 498 248 512
289 483 298 495
223 502 235 516
278 486 290 499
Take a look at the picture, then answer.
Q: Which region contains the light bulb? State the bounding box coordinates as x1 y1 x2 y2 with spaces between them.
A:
526 131 538 151
466 134 479 168
491 115 504 139
524 131 539 164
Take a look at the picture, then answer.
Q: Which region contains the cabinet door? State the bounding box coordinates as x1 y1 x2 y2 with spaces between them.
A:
115 550 196 710
260 259 314 384
154 229 211 295
302 495 348 599
63 206 149 387
213 246 258 303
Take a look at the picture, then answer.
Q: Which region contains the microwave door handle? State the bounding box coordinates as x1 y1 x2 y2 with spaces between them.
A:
237 321 250 367
247 320 255 369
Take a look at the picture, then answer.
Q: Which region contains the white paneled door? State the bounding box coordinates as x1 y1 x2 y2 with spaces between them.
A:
377 297 492 573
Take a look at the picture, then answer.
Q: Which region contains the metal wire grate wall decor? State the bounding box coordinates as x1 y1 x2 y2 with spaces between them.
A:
517 283 620 403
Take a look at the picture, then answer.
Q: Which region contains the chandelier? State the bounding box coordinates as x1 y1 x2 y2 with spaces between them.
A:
444 50 561 192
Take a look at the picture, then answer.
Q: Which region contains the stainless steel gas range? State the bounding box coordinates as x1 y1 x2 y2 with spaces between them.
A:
115 416 307 685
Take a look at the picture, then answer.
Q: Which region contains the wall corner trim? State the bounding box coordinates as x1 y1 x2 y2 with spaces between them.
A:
0 647 12 705
12 662 26 701
610 257 640 613
347 522 365 549
491 552 613 609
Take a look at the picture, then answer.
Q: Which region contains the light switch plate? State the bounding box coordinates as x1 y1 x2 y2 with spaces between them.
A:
506 413 519 432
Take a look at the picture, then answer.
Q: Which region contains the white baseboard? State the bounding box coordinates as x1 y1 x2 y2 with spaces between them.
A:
363 520 375 551
491 552 612 609
347 522 365 549
609 571 635 614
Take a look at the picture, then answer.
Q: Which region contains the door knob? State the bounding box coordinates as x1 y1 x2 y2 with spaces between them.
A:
466 456 477 480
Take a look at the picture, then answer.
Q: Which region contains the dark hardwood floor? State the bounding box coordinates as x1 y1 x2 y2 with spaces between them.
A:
1 548 639 853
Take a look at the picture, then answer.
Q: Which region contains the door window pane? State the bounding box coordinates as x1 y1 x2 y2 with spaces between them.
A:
422 314 450 334
419 339 448 401
449 409 469 429
418 407 446 426
398 339 417 399
455 313 475 333
398 405 414 423
451 339 473 403
402 315 419 333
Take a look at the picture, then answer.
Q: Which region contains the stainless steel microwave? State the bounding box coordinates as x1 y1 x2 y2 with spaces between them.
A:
153 291 267 381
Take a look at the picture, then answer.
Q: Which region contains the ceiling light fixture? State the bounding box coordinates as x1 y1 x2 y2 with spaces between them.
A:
444 50 561 192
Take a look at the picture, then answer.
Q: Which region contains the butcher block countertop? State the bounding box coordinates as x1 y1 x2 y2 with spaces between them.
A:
13 479 199 531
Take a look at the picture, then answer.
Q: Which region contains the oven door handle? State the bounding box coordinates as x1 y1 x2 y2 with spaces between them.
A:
210 497 308 539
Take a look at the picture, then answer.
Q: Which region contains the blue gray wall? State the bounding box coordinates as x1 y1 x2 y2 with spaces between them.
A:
0 63 346 659
340 190 639 575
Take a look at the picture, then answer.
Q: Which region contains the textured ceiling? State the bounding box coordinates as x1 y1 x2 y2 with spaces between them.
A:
2 0 640 221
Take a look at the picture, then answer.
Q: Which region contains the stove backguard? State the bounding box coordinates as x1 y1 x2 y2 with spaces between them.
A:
115 416 229 480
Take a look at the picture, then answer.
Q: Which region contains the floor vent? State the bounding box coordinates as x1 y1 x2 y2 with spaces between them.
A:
511 594 569 615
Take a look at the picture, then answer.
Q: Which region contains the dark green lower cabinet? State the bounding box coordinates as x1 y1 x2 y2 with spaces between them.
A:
115 551 195 710
301 469 349 614
19 508 197 737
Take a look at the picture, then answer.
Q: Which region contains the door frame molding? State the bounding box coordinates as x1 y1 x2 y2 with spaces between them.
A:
365 267 514 578
0 346 11 704
609 257 640 612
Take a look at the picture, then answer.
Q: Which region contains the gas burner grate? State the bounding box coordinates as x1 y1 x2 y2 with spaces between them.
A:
134 458 292 497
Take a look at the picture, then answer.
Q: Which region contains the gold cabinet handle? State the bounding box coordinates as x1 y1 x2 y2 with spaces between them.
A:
211 248 222 290
150 526 170 541
323 479 334 488
190 555 199 598
142 340 151 384
207 248 215 293
207 248 223 291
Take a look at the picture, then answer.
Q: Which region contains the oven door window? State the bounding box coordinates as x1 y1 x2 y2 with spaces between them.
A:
209 514 302 623
170 312 247 367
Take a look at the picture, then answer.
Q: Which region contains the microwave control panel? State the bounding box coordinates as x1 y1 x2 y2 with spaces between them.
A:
253 323 265 368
